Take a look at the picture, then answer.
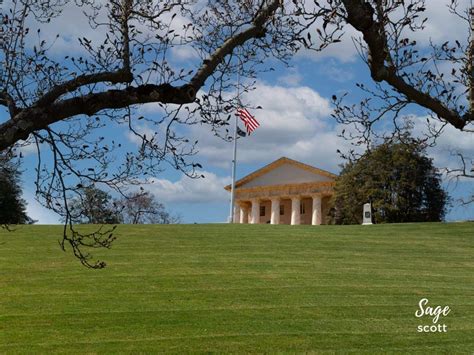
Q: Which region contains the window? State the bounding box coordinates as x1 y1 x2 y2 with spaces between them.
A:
300 202 306 214
260 206 266 217
280 205 284 216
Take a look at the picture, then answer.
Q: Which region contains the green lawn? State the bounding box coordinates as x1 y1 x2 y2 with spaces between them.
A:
0 223 473 353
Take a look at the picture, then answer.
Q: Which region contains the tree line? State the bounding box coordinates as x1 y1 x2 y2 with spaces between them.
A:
3 135 448 227
0 155 30 225
0 155 178 225
68 186 180 225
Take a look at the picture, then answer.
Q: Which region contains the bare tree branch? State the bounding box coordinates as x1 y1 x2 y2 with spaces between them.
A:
0 0 320 267
341 0 470 130
1 0 284 151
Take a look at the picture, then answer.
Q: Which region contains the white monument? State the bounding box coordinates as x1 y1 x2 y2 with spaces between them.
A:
362 203 373 225
224 157 337 225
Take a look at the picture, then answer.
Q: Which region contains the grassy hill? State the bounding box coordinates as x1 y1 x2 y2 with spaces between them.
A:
0 223 473 353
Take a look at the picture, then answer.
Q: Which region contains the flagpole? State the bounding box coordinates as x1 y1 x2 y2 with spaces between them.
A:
229 47 243 223
229 112 238 223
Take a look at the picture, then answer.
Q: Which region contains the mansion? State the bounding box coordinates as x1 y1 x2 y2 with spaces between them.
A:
225 157 337 225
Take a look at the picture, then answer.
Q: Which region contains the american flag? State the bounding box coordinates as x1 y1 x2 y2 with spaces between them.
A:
236 108 260 135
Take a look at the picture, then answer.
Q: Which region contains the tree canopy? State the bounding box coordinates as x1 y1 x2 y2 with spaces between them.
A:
69 186 177 225
0 156 30 225
333 136 448 224
116 190 180 225
69 186 121 225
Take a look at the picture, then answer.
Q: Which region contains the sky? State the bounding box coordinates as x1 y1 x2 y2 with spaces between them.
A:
2 0 474 224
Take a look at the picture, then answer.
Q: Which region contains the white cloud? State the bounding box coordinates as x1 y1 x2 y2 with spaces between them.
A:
15 138 38 157
24 2 108 57
317 59 355 83
427 126 474 175
171 46 200 62
407 1 471 46
188 81 349 173
297 25 361 63
19 144 37 157
23 191 60 224
143 81 353 205
136 103 167 116
147 171 230 204
407 118 474 172
297 1 471 63
125 103 171 146
126 124 158 146
278 68 303 86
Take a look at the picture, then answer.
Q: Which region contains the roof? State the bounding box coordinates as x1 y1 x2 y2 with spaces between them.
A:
224 157 338 191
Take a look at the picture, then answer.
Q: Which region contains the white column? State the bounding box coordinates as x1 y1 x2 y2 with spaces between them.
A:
233 203 241 224
312 195 322 225
239 205 247 224
270 197 280 225
291 196 301 225
250 199 260 224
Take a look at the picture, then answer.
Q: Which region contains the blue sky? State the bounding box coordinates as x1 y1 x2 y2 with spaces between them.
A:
3 1 474 223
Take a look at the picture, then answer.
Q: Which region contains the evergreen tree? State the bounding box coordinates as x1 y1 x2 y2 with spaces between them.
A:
334 138 448 224
0 157 29 224
69 186 121 224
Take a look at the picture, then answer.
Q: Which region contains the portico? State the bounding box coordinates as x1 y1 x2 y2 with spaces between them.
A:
225 157 336 225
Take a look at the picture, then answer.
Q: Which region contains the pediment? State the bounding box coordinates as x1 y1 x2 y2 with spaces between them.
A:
225 157 337 191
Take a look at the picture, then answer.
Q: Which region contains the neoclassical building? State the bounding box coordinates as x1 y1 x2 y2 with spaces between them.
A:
225 157 337 225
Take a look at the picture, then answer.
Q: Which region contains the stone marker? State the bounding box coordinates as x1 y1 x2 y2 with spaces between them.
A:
362 203 373 225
